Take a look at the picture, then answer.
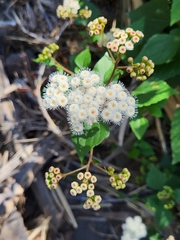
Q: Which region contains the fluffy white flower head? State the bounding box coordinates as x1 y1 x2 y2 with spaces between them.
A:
121 216 147 240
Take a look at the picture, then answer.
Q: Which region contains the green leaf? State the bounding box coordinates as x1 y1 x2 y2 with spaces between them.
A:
146 164 167 190
150 59 180 81
170 0 180 25
75 48 91 69
148 105 162 117
130 117 149 140
129 0 170 40
155 205 173 229
135 34 180 65
174 189 180 202
134 139 155 157
149 233 162 240
171 107 180 164
71 122 109 163
148 100 166 117
132 79 178 107
93 52 114 84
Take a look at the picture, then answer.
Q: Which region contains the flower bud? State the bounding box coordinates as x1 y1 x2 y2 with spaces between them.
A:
127 57 133 63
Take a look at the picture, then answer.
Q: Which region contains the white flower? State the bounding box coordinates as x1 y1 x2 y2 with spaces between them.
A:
111 111 122 124
71 122 84 135
82 77 93 88
59 81 69 92
58 95 68 107
68 103 79 113
101 109 112 122
125 40 134 51
91 73 100 84
71 76 81 87
49 97 59 109
87 86 97 96
110 83 123 91
126 106 136 118
116 91 128 100
105 89 116 100
88 107 98 119
127 96 136 106
79 69 91 78
121 216 147 240
78 109 87 121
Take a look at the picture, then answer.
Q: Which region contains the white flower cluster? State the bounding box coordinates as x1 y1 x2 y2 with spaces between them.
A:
42 69 137 135
63 0 80 14
56 0 80 19
121 216 147 240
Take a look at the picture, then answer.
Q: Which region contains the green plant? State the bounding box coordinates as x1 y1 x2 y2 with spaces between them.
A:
35 0 180 238
35 1 155 212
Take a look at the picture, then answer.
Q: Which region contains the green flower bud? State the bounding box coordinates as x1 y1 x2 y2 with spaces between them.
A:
127 57 133 63
130 71 137 78
142 56 148 62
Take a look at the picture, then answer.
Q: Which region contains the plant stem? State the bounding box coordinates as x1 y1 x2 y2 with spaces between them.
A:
107 55 120 85
101 33 115 63
86 148 93 171
92 162 108 174
63 165 87 178
51 57 74 75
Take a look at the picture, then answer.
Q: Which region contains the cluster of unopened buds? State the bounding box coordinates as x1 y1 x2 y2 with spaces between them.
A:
87 16 107 36
126 56 155 81
56 0 92 20
45 166 62 189
157 185 175 210
45 166 131 210
42 69 137 135
37 43 59 63
70 171 102 210
106 27 144 54
107 167 131 190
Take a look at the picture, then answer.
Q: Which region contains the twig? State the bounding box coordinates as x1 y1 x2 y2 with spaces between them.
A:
155 117 167 153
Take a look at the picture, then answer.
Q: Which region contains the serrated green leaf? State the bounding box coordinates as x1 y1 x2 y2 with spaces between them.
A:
129 0 170 40
133 79 178 107
130 117 149 140
170 0 180 25
75 48 91 69
146 164 167 190
135 34 179 65
93 52 114 84
71 122 109 163
171 107 180 164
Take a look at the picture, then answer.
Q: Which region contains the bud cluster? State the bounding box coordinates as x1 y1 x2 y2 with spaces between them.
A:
107 167 131 190
70 171 102 210
106 27 144 54
79 6 92 19
37 44 59 63
57 0 80 19
126 56 155 81
42 69 138 135
87 17 107 36
157 185 175 210
45 166 62 189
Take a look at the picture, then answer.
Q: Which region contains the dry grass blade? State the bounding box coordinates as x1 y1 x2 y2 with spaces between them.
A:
0 145 33 183
12 10 51 44
55 186 78 229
